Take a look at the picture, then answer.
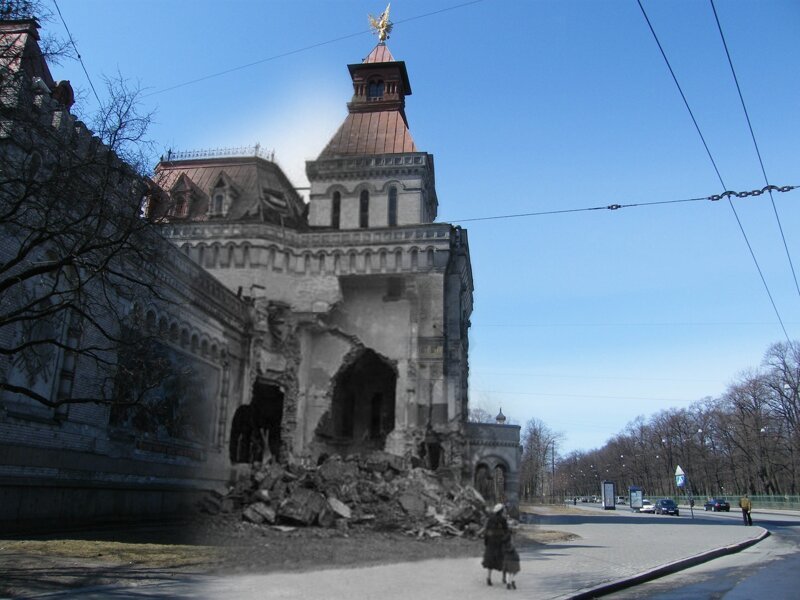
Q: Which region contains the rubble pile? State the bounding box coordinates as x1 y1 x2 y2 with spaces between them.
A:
201 452 488 538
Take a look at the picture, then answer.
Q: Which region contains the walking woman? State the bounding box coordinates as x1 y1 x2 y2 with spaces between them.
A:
482 503 509 586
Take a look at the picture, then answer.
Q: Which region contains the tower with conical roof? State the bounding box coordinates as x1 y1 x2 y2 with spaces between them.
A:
306 36 437 229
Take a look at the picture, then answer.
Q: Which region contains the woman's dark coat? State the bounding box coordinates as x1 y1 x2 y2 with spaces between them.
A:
481 512 509 570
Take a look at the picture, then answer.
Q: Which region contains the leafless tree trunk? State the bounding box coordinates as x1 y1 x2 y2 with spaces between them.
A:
0 9 179 415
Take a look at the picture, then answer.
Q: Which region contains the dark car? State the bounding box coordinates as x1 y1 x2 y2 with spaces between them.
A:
654 498 680 515
703 498 731 512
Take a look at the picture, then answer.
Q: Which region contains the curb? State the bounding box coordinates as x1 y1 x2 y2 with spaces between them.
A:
567 528 771 599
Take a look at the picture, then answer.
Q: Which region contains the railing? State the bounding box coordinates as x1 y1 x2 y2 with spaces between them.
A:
164 145 275 162
742 495 800 511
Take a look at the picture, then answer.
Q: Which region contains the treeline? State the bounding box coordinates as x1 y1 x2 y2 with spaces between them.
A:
524 341 800 501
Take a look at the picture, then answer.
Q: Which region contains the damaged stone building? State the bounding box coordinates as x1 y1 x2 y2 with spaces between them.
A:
0 16 520 528
149 41 519 503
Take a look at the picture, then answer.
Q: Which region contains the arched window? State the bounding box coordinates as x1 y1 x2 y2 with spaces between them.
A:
174 194 187 217
367 79 384 100
388 186 398 226
359 190 369 228
209 177 232 217
331 191 341 229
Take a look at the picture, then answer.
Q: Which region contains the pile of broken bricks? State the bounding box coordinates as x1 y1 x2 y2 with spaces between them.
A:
200 451 489 538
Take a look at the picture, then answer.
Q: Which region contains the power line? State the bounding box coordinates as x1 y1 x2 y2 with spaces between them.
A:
448 184 796 223
51 0 100 105
709 0 800 300
142 0 486 99
473 389 697 404
636 0 790 343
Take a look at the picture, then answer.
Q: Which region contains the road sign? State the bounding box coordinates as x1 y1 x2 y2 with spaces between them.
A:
675 465 686 488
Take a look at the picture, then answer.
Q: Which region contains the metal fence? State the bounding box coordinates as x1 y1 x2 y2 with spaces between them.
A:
743 495 800 511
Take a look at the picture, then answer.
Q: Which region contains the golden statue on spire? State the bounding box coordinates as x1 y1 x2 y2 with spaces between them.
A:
368 4 393 43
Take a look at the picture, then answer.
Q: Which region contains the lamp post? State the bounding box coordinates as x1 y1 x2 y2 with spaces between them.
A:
549 440 556 504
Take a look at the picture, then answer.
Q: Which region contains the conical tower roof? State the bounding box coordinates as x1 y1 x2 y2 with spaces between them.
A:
318 43 416 157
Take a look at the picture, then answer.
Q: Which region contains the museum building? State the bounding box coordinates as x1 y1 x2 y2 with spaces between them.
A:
0 17 520 527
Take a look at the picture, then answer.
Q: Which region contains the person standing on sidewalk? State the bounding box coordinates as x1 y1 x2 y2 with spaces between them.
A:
481 503 509 586
739 494 753 525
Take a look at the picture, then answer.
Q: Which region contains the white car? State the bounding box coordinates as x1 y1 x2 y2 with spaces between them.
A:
639 499 655 513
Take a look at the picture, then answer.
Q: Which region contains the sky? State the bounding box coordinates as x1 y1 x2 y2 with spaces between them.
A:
48 0 800 454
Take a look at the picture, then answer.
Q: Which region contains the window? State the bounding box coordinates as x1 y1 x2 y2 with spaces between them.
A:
359 190 369 228
367 79 384 100
388 186 397 226
209 177 232 217
332 191 341 229
174 193 188 217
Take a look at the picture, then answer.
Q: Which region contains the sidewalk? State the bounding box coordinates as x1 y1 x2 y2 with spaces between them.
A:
27 506 768 600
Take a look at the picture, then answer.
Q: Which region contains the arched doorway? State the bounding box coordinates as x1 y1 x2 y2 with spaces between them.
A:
327 349 396 454
475 463 493 502
229 381 284 463
494 464 507 504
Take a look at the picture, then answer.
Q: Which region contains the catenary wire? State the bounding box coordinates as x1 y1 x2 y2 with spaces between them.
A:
448 184 796 223
636 0 790 343
142 0 486 99
52 0 100 105
709 0 800 299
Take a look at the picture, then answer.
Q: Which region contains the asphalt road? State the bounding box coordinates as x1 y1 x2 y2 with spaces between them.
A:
606 509 800 599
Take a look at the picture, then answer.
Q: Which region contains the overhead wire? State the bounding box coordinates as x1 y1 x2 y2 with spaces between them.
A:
709 0 800 299
52 0 101 105
636 0 791 343
448 184 796 223
142 0 487 99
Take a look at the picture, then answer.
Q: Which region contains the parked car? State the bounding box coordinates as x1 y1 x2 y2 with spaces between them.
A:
616 496 627 505
654 498 680 516
703 498 731 512
639 499 655 513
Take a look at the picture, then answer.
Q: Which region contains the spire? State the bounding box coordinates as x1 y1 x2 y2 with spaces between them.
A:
495 408 506 424
317 37 415 158
363 43 395 64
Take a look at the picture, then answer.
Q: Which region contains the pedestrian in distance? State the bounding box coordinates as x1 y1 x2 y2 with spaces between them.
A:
739 494 753 526
481 503 509 586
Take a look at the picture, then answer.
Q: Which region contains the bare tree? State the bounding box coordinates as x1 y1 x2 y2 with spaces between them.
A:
560 339 800 501
467 406 495 424
519 417 561 502
0 13 173 413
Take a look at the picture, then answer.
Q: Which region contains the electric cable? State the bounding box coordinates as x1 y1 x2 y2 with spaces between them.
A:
709 0 800 299
52 0 100 105
142 0 487 99
636 0 790 343
448 184 796 223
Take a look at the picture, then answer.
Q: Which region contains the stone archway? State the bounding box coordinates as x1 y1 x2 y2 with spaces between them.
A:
475 463 493 502
494 464 507 503
318 348 396 455
474 460 509 504
229 381 284 463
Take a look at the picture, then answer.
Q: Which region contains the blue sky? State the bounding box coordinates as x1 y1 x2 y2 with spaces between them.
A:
50 0 800 453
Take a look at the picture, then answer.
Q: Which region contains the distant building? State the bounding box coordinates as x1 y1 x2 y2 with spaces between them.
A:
0 18 519 528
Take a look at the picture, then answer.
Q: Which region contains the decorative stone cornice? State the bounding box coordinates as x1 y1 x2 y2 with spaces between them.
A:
162 221 453 251
306 152 432 182
466 439 522 449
